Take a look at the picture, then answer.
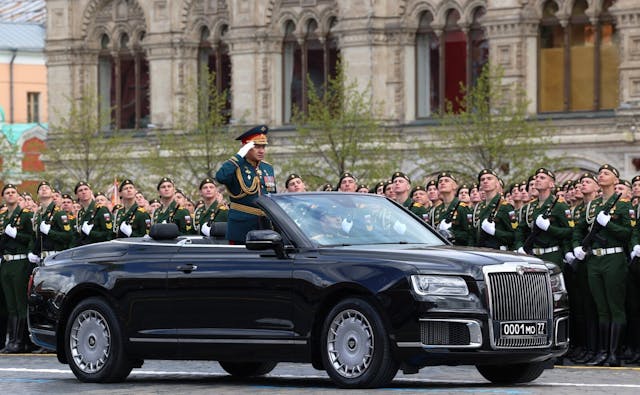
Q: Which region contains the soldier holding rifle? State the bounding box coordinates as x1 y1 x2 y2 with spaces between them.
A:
474 169 517 250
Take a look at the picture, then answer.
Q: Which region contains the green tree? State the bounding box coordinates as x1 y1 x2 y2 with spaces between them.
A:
145 71 237 197
420 65 558 183
44 87 134 192
282 59 400 189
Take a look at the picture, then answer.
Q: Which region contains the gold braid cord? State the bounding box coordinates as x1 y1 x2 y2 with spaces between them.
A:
227 167 261 199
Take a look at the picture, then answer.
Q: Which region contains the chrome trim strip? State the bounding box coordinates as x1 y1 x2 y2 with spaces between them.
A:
555 316 570 346
129 337 306 345
396 319 482 349
29 328 55 337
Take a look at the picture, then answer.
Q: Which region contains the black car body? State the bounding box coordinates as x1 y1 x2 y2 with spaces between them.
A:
28 193 569 388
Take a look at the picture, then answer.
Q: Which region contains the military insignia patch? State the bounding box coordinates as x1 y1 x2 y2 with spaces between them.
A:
104 213 111 221
508 210 517 222
106 223 112 230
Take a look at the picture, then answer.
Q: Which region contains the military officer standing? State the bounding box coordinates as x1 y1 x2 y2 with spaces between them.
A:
432 172 472 246
153 177 194 235
72 181 113 247
114 179 151 238
195 178 229 237
0 184 34 353
215 125 277 244
474 169 517 250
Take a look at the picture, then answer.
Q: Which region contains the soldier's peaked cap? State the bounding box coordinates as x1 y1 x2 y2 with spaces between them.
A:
119 179 135 192
157 177 174 191
599 163 620 178
74 181 91 194
236 125 269 145
2 183 17 194
37 180 51 193
535 167 556 180
477 168 498 182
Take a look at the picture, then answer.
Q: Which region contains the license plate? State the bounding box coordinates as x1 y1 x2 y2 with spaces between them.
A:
500 321 546 337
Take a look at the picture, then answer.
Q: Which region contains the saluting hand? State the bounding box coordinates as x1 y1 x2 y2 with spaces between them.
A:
237 141 255 158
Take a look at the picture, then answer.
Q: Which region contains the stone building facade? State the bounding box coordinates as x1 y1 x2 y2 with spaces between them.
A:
45 0 640 180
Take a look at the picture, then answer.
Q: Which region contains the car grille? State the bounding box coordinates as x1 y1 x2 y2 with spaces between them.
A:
487 269 552 348
420 321 470 346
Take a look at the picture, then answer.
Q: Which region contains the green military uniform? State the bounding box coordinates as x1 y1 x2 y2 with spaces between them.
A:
432 198 473 246
474 193 517 250
628 195 640 363
30 201 73 260
194 201 228 236
72 200 113 246
402 197 428 220
152 200 194 235
114 204 151 238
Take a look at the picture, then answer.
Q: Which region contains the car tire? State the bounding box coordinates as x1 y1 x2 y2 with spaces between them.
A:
219 361 277 377
65 297 132 383
476 361 546 384
321 298 398 388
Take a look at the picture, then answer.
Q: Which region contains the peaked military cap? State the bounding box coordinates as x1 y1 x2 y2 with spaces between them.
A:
411 185 426 197
437 171 457 183
157 177 174 191
357 184 369 191
508 182 519 193
236 125 269 145
633 175 640 185
425 179 437 188
391 171 410 183
477 168 498 182
599 163 619 178
535 167 556 180
561 179 573 191
618 179 632 189
338 172 357 185
199 177 216 190
373 181 386 193
61 193 72 200
285 173 302 188
579 172 598 183
2 183 17 194
37 180 51 193
95 192 106 198
119 179 135 192
74 181 91 194
148 198 161 205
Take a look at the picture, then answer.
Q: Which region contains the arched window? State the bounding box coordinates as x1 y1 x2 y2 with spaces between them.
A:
539 0 563 112
283 21 300 123
443 9 466 113
599 0 618 110
469 7 488 88
198 24 232 122
416 11 439 118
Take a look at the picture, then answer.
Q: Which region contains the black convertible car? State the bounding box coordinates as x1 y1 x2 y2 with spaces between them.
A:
28 193 569 388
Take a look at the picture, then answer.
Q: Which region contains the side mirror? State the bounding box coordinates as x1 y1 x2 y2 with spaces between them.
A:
245 230 287 258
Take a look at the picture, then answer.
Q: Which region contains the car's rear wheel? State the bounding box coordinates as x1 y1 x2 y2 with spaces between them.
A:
476 361 546 384
321 298 398 388
219 361 277 377
65 297 132 383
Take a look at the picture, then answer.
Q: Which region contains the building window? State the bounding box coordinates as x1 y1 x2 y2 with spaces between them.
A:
97 32 150 130
27 92 40 123
469 7 488 89
444 9 466 113
282 18 340 123
198 25 232 122
539 0 617 113
416 11 439 118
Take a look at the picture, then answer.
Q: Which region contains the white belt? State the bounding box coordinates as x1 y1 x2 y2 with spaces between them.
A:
532 246 559 255
592 247 623 257
41 251 59 258
3 254 27 261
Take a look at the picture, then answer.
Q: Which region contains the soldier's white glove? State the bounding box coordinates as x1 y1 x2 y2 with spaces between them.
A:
565 252 576 265
393 220 407 235
119 222 132 237
201 222 211 237
28 252 40 264
81 221 93 236
481 219 496 236
438 220 452 231
631 245 640 260
341 218 353 233
535 215 551 231
596 211 611 227
237 141 255 158
516 247 526 255
4 224 17 239
39 221 51 235
573 246 586 261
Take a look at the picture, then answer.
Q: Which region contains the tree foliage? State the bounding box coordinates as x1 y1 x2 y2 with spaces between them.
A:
420 65 557 183
280 59 400 189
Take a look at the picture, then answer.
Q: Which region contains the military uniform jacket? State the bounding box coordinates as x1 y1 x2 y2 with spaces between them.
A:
72 200 113 247
402 197 428 221
431 198 473 246
474 194 517 250
215 154 276 242
30 202 73 255
572 195 632 251
152 200 193 235
0 206 34 255
114 203 151 238
514 195 573 253
194 201 229 235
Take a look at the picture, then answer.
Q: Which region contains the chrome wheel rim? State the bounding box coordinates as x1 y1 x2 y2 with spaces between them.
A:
70 309 111 374
326 308 374 378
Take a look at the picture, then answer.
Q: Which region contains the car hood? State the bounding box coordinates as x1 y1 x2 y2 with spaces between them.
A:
317 245 547 280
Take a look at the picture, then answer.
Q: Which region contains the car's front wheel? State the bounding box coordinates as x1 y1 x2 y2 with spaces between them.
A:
476 361 546 384
65 297 132 383
219 361 277 377
321 298 398 388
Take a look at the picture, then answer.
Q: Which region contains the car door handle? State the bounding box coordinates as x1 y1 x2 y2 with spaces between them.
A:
175 264 198 273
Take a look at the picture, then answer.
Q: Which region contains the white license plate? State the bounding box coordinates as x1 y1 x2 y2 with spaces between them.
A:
500 321 546 337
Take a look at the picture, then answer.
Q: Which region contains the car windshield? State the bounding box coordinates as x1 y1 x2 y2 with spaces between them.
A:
271 193 445 247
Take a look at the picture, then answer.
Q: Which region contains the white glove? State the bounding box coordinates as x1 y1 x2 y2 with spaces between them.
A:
481 219 496 236
28 252 40 264
573 246 586 261
596 211 611 227
438 220 452 231
237 141 255 158
119 222 132 237
4 224 17 238
201 222 211 237
341 218 353 233
565 252 576 265
393 220 407 235
516 247 526 255
535 215 551 231
39 221 51 235
631 245 640 260
81 221 94 236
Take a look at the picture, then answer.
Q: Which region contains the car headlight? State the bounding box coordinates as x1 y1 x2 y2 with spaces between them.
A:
411 275 469 296
550 272 566 294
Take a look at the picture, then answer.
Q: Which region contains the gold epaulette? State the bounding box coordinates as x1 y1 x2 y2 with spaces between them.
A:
23 208 31 213
230 156 238 162
54 206 60 211
219 205 229 210
137 207 146 212
69 214 75 220
0 207 7 214
460 202 468 207
413 202 423 207
558 196 566 203
500 199 509 205
261 160 272 165
96 204 103 208
621 198 630 203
